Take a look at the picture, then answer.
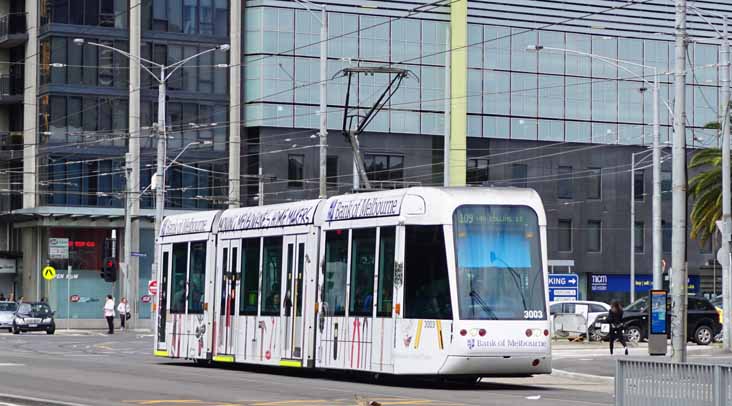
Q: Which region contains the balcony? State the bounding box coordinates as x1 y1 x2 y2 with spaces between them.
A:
0 75 23 104
0 14 27 48
0 131 23 160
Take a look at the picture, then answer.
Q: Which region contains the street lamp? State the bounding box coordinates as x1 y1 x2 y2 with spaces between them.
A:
292 0 328 199
74 38 228 331
683 4 732 354
528 45 664 295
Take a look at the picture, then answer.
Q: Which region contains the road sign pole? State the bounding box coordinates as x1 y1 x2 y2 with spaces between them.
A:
67 265 71 331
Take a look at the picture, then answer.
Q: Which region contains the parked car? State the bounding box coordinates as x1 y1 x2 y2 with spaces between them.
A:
12 302 55 335
0 301 17 332
593 296 721 345
550 300 611 341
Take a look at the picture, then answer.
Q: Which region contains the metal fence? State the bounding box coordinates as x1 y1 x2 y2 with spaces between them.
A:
616 359 732 406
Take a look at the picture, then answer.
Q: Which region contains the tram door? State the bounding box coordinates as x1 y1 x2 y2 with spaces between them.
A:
215 239 241 357
281 234 307 361
156 244 172 352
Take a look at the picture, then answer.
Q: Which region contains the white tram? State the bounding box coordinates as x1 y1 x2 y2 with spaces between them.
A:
154 187 552 377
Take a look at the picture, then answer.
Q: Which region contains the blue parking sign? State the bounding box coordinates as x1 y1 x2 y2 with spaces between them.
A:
548 273 579 301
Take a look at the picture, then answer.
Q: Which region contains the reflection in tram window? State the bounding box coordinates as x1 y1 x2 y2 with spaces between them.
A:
170 242 189 314
284 244 294 317
453 205 546 320
187 241 207 314
239 238 261 316
261 237 283 316
377 227 396 317
323 230 348 316
349 228 376 317
220 248 229 316
404 226 452 320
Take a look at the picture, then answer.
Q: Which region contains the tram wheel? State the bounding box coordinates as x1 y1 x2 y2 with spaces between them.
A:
193 358 212 367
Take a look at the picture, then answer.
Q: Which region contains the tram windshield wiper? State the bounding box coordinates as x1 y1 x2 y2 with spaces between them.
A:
469 290 497 320
490 251 528 311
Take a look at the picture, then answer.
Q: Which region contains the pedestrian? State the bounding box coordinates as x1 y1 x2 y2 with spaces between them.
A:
608 301 628 355
117 298 129 331
103 295 115 334
0 293 5 301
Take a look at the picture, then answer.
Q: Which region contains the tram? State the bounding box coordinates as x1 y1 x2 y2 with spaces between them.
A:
153 187 551 377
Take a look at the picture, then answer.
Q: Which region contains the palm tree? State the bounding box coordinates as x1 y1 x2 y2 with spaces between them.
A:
689 148 722 244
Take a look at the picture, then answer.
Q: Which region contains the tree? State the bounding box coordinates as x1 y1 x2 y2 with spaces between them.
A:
688 148 722 244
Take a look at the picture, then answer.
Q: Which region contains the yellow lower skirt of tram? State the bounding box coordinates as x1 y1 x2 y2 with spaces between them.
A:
279 359 302 368
213 355 235 363
154 350 169 357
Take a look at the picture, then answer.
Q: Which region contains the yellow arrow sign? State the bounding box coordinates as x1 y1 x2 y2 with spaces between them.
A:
42 266 56 281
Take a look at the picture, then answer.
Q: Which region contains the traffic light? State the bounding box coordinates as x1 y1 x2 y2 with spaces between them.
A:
100 257 117 283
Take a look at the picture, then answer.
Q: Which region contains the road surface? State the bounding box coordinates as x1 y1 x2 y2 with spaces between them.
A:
0 332 613 406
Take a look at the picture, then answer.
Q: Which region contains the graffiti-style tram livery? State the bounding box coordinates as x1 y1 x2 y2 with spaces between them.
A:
154 187 552 377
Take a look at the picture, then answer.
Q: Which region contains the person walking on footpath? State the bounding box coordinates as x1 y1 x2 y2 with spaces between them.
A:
117 298 129 331
608 301 628 355
104 295 115 334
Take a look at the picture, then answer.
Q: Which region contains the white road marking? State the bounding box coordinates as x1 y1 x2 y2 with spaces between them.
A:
0 363 23 367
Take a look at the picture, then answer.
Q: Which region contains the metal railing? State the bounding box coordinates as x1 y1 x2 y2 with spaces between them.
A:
616 359 732 406
0 14 26 41
0 74 22 96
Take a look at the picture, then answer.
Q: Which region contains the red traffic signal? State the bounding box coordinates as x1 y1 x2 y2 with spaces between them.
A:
100 257 117 283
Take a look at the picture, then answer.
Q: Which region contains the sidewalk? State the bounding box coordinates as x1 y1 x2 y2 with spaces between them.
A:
53 328 152 336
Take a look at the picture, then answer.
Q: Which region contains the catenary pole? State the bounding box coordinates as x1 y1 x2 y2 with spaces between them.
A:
721 15 732 353
671 0 688 363
319 5 328 199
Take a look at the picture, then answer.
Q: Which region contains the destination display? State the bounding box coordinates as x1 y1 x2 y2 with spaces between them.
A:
160 211 218 236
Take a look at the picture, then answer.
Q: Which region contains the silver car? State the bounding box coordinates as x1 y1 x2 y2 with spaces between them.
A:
0 301 17 331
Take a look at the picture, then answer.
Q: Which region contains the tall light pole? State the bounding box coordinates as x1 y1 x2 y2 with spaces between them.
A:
671 0 688 363
528 45 663 293
293 0 328 198
73 39 229 330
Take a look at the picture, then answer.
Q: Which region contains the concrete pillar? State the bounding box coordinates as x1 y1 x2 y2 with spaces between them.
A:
22 0 37 208
228 0 241 208
21 227 39 301
449 0 467 187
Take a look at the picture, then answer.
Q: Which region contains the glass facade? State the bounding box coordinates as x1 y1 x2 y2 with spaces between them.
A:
37 0 230 209
244 6 720 148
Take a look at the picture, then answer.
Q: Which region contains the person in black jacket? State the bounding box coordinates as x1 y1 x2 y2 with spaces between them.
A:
608 301 628 355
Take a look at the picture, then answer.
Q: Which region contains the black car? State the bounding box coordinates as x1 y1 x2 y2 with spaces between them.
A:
12 302 55 335
592 296 721 345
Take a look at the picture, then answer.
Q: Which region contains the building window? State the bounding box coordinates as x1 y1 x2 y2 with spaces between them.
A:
588 167 601 200
662 170 672 200
364 154 404 186
327 155 338 189
467 159 489 185
558 219 572 252
558 166 573 199
588 220 602 253
634 170 645 201
634 222 644 253
511 164 527 188
288 154 304 188
662 220 671 253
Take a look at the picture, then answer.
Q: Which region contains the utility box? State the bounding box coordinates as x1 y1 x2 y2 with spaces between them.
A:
648 289 668 356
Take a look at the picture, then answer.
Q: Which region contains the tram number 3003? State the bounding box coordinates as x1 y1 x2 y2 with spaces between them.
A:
523 310 544 319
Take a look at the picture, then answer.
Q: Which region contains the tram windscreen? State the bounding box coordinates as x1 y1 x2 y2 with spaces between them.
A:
453 205 546 320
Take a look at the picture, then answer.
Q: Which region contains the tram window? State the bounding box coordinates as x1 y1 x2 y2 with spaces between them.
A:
323 230 348 316
349 228 376 317
220 247 228 316
239 238 261 316
284 244 294 317
403 225 452 319
187 241 206 314
377 227 396 317
261 236 283 316
170 242 189 314
296 243 304 317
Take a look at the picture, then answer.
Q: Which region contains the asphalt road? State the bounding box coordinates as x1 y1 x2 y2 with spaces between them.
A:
552 340 731 377
0 331 614 406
